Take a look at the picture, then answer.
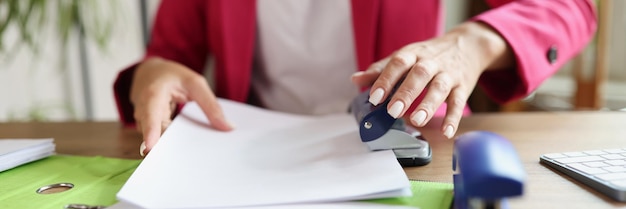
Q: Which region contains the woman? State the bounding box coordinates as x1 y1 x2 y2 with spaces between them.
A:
113 0 597 155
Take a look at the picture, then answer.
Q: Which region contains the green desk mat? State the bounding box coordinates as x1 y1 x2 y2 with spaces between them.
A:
0 155 452 209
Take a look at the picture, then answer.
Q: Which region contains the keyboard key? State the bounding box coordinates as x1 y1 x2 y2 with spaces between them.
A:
595 172 626 181
603 166 626 173
584 161 610 168
555 156 604 164
584 150 608 156
563 152 587 157
544 153 567 159
568 163 609 175
601 154 626 160
605 160 626 166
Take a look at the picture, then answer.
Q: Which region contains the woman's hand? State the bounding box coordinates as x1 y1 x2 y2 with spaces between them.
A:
351 22 514 139
130 57 234 155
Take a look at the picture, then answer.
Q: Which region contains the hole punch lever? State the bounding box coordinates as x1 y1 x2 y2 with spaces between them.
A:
350 89 432 167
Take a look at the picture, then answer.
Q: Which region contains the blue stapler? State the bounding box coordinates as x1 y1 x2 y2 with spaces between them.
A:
350 90 432 167
453 131 526 209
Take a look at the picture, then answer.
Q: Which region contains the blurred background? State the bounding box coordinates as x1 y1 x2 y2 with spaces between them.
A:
0 0 624 122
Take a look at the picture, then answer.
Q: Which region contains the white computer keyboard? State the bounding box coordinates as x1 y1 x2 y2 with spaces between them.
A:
540 148 626 202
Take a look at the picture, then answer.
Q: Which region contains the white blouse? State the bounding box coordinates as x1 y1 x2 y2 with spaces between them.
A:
252 0 359 115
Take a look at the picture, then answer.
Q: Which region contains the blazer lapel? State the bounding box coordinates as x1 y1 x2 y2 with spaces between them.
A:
350 0 380 72
207 0 256 102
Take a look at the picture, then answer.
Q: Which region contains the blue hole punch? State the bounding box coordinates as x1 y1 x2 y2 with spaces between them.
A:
453 131 526 209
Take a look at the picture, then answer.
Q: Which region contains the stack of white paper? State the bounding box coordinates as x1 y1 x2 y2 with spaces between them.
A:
116 100 411 209
0 138 55 172
107 200 419 209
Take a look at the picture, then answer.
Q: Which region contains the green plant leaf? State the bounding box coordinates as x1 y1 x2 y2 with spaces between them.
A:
0 0 116 58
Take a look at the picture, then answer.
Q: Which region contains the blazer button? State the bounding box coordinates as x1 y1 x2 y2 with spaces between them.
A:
547 46 558 64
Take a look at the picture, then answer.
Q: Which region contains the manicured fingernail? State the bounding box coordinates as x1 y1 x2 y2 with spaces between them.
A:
411 110 427 126
227 120 236 129
351 71 365 78
139 142 146 157
444 125 455 139
388 101 404 118
369 88 385 106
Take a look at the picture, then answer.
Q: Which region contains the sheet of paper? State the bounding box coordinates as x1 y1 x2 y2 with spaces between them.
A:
107 201 419 209
0 138 55 172
117 100 411 209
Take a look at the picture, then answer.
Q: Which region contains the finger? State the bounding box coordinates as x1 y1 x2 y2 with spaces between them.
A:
156 100 177 131
405 68 450 126
368 51 417 106
351 57 389 87
185 76 234 131
141 110 162 154
141 104 173 156
139 100 167 154
160 107 173 134
442 88 470 139
135 120 142 133
387 59 439 119
133 85 171 154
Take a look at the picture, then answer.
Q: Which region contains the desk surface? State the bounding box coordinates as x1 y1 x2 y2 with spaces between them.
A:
2 111 626 208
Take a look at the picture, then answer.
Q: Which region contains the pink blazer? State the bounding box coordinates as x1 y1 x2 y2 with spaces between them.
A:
114 0 597 126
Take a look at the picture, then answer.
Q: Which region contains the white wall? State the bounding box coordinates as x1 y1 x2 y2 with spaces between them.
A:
0 1 145 121
87 2 144 121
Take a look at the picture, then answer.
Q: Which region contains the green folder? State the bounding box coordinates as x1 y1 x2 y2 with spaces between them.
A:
0 155 453 209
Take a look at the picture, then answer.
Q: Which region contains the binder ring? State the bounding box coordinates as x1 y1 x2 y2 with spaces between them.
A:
36 183 74 194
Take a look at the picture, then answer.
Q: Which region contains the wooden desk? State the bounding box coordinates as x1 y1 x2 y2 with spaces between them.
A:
1 111 625 208
412 111 626 209
0 122 144 159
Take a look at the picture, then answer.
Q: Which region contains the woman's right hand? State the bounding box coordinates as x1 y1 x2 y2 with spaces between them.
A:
130 57 234 156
